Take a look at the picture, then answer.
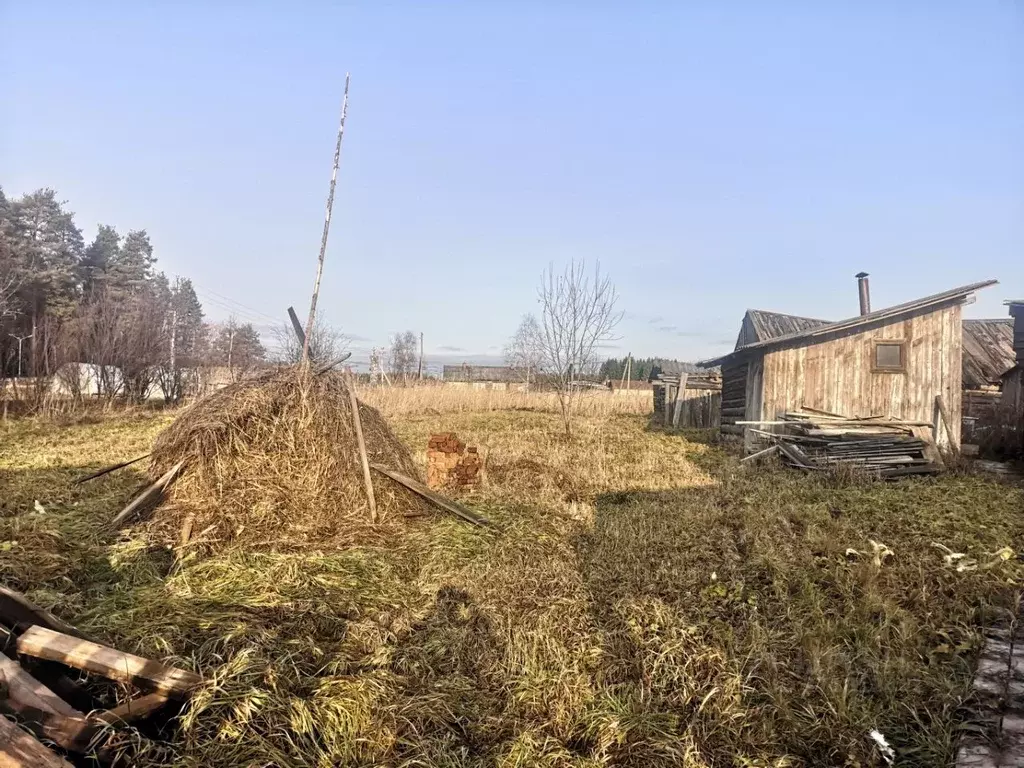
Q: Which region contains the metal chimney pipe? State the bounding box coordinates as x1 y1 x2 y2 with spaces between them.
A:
856 272 871 315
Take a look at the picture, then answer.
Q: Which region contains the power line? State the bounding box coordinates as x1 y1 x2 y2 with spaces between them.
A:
180 277 283 325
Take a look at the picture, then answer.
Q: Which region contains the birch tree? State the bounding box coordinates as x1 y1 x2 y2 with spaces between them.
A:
537 261 622 438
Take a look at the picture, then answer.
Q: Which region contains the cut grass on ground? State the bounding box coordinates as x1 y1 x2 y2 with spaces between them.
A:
1 406 1022 767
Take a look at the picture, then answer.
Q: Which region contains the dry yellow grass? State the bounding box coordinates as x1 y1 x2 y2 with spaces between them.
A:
1 391 1022 767
360 382 653 417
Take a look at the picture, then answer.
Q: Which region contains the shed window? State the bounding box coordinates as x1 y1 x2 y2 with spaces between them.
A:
873 341 906 372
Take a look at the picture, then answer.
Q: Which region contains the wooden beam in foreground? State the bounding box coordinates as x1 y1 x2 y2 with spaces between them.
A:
0 714 73 768
0 586 90 641
91 692 170 727
370 464 492 528
16 626 202 699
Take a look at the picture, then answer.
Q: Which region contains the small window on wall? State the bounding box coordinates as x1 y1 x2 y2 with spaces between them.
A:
873 341 906 372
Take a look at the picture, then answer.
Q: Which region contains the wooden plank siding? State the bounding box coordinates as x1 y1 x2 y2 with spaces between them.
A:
653 382 722 428
720 360 748 434
752 303 963 448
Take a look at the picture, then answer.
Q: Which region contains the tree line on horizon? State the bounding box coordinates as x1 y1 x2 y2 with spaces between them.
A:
0 185 269 402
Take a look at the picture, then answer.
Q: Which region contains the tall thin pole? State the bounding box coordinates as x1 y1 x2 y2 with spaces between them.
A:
417 332 424 381
302 73 351 364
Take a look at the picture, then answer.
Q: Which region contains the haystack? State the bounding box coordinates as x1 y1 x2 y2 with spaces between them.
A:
143 369 422 549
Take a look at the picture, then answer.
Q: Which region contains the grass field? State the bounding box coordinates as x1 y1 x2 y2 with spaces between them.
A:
1 388 1022 767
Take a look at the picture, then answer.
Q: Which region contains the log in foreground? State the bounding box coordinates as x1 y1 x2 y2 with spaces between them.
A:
0 585 90 641
0 714 74 768
370 464 492 527
16 626 202 699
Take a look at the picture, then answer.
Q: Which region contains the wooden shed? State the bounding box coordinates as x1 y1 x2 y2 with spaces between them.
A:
962 318 1016 423
1002 300 1024 413
700 278 998 450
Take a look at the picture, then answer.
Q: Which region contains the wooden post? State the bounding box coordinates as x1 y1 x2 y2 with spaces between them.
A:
417 332 424 381
287 306 307 351
663 383 674 426
935 394 959 454
347 379 377 522
672 372 688 428
302 73 350 363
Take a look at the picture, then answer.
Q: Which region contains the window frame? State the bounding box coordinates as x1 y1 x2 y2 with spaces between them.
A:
871 339 907 374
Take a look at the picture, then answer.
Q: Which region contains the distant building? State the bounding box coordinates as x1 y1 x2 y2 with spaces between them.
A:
442 364 526 389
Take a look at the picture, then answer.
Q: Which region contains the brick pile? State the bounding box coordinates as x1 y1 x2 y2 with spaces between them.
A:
427 433 481 491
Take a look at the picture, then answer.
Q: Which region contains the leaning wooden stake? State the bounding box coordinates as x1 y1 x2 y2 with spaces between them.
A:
370 464 491 527
73 453 150 485
110 460 184 527
302 73 351 364
347 380 377 522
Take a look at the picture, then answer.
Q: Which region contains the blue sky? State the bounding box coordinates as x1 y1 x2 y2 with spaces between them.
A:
2 2 1021 370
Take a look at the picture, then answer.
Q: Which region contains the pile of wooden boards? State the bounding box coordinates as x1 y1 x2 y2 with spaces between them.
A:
426 432 481 491
741 409 945 478
0 584 201 766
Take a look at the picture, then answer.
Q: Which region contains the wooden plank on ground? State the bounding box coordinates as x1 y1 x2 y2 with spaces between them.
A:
370 464 492 527
16 626 202 699
0 586 89 641
0 714 73 768
0 651 81 718
777 441 813 469
741 444 779 463
90 692 170 727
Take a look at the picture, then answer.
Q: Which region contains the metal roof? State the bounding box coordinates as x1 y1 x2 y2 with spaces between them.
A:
699 279 998 368
962 319 1015 390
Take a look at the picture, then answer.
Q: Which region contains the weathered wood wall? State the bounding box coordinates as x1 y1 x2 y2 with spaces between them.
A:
720 361 748 434
1010 304 1024 362
1003 368 1023 413
753 304 963 447
653 383 722 428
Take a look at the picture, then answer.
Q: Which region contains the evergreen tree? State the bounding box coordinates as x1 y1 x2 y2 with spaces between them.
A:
80 224 121 298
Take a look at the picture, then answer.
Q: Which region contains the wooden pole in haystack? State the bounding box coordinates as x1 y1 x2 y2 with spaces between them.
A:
346 378 377 522
302 73 351 364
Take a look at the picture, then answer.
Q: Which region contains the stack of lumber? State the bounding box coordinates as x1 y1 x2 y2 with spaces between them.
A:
743 409 944 478
0 584 201 766
426 433 481 491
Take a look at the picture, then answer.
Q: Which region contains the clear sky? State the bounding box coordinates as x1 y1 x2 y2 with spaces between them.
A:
2 2 1022 370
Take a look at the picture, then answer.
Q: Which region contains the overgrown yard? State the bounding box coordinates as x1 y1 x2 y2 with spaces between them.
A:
1 399 1022 767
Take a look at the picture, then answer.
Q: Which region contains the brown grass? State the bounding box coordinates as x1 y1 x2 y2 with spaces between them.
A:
1 386 1022 766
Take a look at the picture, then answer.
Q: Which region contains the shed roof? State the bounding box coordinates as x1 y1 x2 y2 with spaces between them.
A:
962 319 1015 390
699 279 998 368
737 309 830 349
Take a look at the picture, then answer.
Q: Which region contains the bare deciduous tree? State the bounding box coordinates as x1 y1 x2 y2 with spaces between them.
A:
537 261 622 438
273 316 346 365
504 313 545 389
389 330 419 384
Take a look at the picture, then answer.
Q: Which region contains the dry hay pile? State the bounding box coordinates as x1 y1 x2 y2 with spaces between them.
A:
145 369 422 549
